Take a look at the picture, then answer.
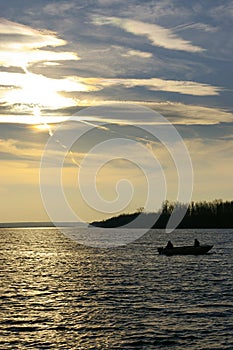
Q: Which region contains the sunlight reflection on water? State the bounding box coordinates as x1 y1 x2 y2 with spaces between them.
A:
0 228 232 349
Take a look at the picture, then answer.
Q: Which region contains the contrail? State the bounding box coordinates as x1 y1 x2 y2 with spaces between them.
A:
71 115 158 147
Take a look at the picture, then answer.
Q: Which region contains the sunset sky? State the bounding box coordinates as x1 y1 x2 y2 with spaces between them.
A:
0 0 232 223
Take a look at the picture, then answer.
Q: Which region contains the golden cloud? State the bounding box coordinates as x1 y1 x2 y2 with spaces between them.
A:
0 18 79 68
93 16 205 53
79 77 222 96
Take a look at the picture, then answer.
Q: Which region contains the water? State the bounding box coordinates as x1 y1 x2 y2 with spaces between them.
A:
0 228 232 349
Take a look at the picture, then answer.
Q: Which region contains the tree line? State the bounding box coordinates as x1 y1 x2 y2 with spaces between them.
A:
91 199 233 228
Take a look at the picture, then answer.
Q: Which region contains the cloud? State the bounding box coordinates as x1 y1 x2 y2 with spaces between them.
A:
93 16 205 53
70 100 232 126
79 77 222 96
210 3 233 21
0 18 65 47
144 101 233 125
0 71 96 109
122 49 153 58
0 18 79 68
105 1 191 24
0 19 91 111
97 0 126 5
0 138 43 161
43 2 76 16
1 100 231 126
173 22 218 33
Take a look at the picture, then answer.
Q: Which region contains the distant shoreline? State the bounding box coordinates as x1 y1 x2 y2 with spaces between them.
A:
0 222 87 228
0 222 232 229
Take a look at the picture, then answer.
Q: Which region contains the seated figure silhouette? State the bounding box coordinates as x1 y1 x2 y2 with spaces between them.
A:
166 240 173 249
194 239 200 247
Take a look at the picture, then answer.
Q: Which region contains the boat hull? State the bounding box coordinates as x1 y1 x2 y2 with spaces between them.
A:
158 245 213 256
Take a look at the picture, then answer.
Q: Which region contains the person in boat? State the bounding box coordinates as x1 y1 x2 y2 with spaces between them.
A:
165 240 174 249
194 239 200 247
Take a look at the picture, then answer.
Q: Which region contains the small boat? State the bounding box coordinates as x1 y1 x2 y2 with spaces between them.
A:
158 244 213 256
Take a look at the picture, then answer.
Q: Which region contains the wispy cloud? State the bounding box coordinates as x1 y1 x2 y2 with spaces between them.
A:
0 19 85 111
0 18 79 68
0 138 44 163
2 100 230 127
122 49 153 58
210 3 233 21
43 2 76 16
93 16 205 53
172 22 218 33
143 101 233 125
71 100 233 126
79 77 222 96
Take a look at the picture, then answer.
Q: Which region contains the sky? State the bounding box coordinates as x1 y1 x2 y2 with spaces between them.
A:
0 0 232 223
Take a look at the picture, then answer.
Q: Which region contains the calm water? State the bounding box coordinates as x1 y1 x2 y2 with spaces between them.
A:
0 228 232 350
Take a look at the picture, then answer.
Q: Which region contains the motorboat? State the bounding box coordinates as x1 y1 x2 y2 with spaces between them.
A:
158 244 213 256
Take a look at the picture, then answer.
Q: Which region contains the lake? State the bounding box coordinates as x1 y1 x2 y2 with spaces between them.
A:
0 228 232 349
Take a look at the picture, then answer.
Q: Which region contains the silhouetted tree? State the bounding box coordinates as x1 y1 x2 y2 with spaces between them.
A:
90 199 233 228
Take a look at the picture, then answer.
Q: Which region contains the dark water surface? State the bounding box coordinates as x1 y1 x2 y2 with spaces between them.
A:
0 228 232 349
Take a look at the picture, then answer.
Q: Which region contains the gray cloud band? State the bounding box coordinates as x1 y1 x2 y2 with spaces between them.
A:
40 104 193 247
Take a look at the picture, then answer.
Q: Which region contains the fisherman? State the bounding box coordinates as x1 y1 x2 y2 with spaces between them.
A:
194 239 200 247
166 240 173 249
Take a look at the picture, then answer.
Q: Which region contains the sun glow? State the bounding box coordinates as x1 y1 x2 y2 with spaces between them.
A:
0 71 87 109
32 106 53 135
0 19 83 112
33 124 52 132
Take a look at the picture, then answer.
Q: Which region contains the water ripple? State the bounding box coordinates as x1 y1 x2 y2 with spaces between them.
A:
0 228 232 349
